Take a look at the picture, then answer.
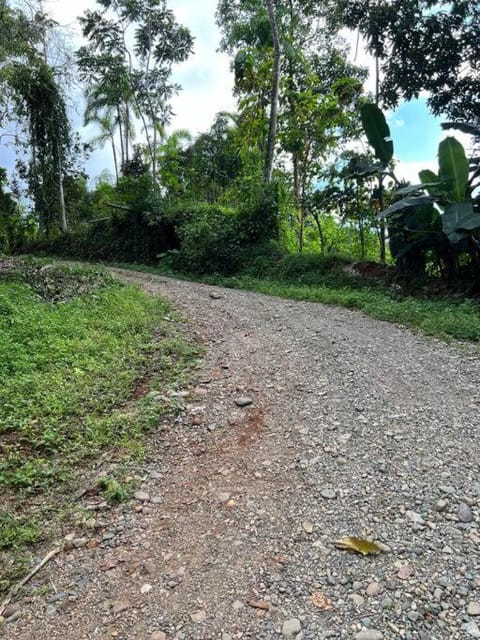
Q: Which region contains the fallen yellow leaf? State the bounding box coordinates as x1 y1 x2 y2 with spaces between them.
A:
334 536 382 556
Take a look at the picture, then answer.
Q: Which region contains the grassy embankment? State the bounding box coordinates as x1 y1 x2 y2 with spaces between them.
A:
0 259 198 593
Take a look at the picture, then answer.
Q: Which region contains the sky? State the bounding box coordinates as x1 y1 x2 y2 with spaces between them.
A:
3 0 472 186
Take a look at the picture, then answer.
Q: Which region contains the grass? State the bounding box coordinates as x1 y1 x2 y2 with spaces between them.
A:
108 254 480 344
0 258 199 593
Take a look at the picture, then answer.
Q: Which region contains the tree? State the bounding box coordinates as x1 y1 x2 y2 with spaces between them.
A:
0 1 73 235
217 0 367 248
77 0 193 183
263 0 280 185
182 114 244 203
336 1 479 123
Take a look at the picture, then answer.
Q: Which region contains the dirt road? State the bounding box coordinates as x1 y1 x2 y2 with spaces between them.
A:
5 270 480 640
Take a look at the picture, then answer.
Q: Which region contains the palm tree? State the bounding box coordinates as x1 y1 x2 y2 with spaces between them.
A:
84 80 137 174
85 109 120 182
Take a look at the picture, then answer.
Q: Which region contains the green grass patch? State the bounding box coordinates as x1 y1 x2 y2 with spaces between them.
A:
0 259 198 590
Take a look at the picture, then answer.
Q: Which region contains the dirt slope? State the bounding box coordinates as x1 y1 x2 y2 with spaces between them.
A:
4 270 480 640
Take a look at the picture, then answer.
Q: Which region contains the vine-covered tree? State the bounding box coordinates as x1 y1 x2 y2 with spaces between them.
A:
0 1 72 235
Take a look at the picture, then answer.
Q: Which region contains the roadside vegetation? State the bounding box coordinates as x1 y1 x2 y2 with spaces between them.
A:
0 258 198 594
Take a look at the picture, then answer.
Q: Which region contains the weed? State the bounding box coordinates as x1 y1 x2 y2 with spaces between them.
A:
96 476 130 504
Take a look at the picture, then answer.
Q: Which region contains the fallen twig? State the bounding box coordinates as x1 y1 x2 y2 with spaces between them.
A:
0 546 62 617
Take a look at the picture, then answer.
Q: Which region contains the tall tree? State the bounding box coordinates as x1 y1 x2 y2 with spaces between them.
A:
336 0 479 123
263 0 280 185
0 1 72 234
77 0 193 183
217 0 367 249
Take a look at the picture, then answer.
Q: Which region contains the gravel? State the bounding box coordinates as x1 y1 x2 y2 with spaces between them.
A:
4 270 480 640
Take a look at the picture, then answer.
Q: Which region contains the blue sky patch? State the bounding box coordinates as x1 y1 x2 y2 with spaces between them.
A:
388 98 442 163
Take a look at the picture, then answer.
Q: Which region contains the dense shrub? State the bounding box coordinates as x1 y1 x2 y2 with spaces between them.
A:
166 205 241 274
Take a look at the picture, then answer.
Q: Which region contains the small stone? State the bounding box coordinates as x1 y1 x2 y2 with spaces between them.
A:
458 503 474 523
463 622 480 638
320 489 337 500
46 605 57 617
141 583 152 594
5 611 22 623
2 605 21 619
303 521 314 534
150 633 167 640
350 594 365 606
433 588 443 601
190 610 207 623
232 600 244 610
151 496 163 505
111 600 130 615
235 397 253 407
73 538 88 548
218 492 230 503
468 602 480 616
436 499 448 512
134 491 150 502
282 618 302 637
366 582 380 597
439 485 456 495
355 631 383 640
48 592 69 604
209 292 223 299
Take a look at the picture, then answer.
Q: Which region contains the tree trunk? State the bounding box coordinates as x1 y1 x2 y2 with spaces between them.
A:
58 151 67 233
263 0 281 186
299 206 306 252
152 119 158 182
359 215 365 260
125 103 130 164
313 213 326 254
117 107 125 170
111 135 119 182
377 175 386 264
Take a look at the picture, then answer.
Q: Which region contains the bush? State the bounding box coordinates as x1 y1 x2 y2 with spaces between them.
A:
167 205 242 274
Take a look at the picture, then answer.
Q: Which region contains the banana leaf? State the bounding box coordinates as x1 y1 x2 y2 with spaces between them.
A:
379 195 433 218
438 137 469 203
360 103 394 165
442 202 480 244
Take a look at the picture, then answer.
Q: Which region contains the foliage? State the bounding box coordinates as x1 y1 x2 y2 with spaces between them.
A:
378 122 480 281
168 205 242 274
96 476 130 504
0 259 197 562
0 510 40 550
77 0 193 181
0 2 73 235
336 0 479 123
217 0 368 252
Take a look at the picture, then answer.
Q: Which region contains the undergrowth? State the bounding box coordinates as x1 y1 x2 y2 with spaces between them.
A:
0 258 199 594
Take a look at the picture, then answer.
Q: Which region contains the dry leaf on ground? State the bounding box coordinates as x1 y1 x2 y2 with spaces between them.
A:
334 536 382 556
311 592 333 611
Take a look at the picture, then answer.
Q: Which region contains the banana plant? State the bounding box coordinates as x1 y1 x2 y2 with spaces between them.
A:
380 134 480 246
